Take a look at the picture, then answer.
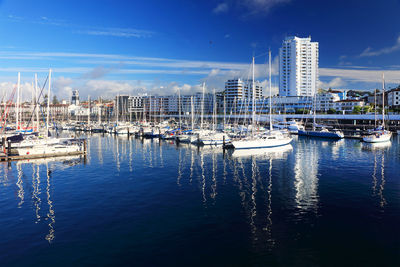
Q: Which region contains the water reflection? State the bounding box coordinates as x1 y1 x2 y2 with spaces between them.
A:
16 164 24 207
12 156 84 243
366 145 388 209
45 162 55 243
230 144 293 158
1 133 398 262
32 164 41 223
294 140 319 213
362 142 392 151
228 145 293 249
330 139 345 160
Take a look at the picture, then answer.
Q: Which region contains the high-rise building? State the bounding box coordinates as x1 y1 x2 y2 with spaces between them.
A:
71 90 80 105
279 36 319 97
224 78 262 110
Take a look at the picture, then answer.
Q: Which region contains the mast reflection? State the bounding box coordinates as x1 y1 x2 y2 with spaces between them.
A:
294 140 319 213
45 162 55 243
16 164 24 207
14 156 83 243
32 164 41 222
362 142 389 209
230 145 292 249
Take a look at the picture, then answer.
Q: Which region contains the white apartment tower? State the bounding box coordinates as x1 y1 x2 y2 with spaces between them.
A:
224 78 262 108
279 36 319 97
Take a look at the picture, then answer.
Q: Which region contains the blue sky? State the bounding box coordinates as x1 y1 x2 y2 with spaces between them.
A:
1 0 400 100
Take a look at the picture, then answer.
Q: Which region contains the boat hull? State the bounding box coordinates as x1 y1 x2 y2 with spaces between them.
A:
298 130 343 139
232 137 292 150
362 133 391 143
17 144 82 156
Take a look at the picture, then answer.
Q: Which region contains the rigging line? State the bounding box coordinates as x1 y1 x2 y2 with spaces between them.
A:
24 74 49 130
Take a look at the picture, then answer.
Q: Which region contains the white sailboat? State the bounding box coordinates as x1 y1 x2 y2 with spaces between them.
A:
15 70 84 156
363 73 392 143
231 51 292 150
199 90 230 146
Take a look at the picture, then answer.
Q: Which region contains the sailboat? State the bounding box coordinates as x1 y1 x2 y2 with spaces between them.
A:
198 89 231 146
14 70 84 156
231 51 292 150
362 74 392 143
298 88 344 139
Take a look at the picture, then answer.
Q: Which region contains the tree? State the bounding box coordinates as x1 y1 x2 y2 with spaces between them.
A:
327 108 336 114
362 106 371 114
318 88 327 94
52 95 59 104
43 94 48 105
295 108 310 114
352 106 361 114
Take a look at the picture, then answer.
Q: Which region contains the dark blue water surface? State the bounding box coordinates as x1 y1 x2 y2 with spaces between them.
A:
0 134 399 266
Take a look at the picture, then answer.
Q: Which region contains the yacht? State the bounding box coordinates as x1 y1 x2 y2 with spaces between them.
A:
362 127 392 143
232 130 292 149
231 52 293 150
362 73 391 143
298 125 344 139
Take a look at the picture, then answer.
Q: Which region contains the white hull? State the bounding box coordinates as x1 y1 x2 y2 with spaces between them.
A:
232 137 292 149
13 137 70 148
200 133 231 146
17 144 82 156
362 132 392 143
232 144 293 158
232 131 292 150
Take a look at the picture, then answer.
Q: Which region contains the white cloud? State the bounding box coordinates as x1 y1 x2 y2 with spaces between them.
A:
259 79 279 96
77 27 153 38
0 81 35 102
360 35 400 57
240 0 291 15
213 3 229 14
318 77 346 89
80 65 119 79
52 77 74 100
319 68 400 84
7 15 154 39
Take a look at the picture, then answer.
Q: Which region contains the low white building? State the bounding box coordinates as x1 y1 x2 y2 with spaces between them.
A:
334 99 364 113
68 104 89 116
315 93 340 112
388 88 400 107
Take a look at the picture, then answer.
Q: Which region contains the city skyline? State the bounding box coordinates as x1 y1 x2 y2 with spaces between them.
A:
1 0 400 100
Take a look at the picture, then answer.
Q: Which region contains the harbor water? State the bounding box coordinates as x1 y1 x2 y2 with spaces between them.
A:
0 134 399 266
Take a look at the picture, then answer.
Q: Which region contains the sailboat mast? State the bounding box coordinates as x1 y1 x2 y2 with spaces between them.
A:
382 73 385 128
223 94 226 130
251 57 256 136
191 96 194 131
313 93 316 131
35 73 39 131
269 49 273 131
178 87 181 129
88 95 91 125
116 95 119 124
201 82 205 129
160 98 163 124
149 96 152 124
46 69 51 136
374 87 377 128
16 72 20 130
98 105 101 124
213 89 216 132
